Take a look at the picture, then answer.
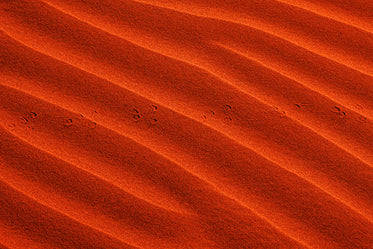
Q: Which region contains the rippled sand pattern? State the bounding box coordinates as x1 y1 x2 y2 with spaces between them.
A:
0 0 372 248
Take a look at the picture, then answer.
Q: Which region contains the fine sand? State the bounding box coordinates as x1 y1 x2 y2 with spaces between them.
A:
0 0 372 248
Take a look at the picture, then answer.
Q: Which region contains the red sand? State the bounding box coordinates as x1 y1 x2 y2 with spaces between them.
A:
0 0 372 248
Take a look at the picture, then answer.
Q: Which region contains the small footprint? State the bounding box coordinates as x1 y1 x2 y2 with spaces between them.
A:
132 108 141 122
152 105 158 111
359 116 367 123
133 114 141 122
30 112 37 118
210 110 215 115
332 106 341 112
273 106 286 117
224 105 232 111
224 116 232 122
21 112 37 125
64 119 73 127
150 118 158 125
21 117 29 124
331 106 346 118
89 121 97 129
295 103 312 108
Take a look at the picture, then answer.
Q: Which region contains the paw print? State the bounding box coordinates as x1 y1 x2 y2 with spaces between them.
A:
273 106 286 117
358 116 367 123
133 114 141 121
224 116 232 122
64 118 73 127
331 106 346 118
30 112 37 119
150 118 158 125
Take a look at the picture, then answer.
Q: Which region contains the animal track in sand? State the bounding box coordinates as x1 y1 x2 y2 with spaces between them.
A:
332 106 341 112
358 116 367 123
29 112 37 118
131 108 142 122
150 118 158 125
64 118 73 127
294 103 312 109
356 104 363 110
224 116 232 122
7 123 16 130
21 112 38 124
224 105 232 111
133 114 141 122
331 106 346 119
21 117 29 124
1 1 372 248
273 106 286 117
89 121 97 129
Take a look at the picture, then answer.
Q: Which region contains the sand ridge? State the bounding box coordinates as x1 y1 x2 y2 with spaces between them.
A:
0 0 372 248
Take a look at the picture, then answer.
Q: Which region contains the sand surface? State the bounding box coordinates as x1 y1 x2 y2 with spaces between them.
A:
0 0 372 248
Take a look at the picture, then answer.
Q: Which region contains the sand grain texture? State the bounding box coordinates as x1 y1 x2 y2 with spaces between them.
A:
0 0 372 248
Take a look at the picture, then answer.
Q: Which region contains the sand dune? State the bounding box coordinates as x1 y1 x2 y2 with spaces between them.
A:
0 0 372 248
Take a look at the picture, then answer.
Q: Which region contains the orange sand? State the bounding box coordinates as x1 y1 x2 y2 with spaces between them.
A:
0 0 372 248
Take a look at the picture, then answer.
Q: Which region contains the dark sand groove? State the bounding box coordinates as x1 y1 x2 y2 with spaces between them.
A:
0 0 372 248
